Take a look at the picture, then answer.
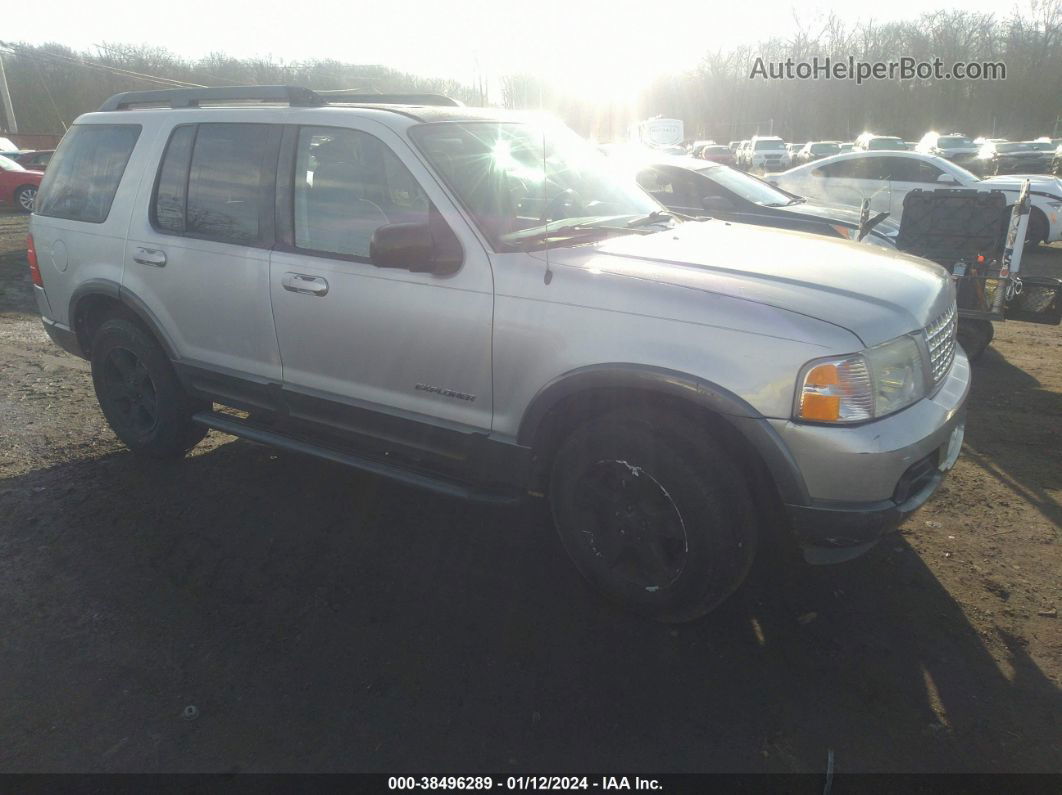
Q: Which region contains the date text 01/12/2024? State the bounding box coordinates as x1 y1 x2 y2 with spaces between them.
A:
387 777 663 791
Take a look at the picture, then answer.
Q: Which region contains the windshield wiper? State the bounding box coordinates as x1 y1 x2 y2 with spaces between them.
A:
510 224 639 250
626 210 674 227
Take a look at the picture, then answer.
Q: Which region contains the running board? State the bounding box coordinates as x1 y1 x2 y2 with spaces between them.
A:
192 411 524 505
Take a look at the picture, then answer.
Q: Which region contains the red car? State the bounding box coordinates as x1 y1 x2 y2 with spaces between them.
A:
0 154 44 212
699 144 735 166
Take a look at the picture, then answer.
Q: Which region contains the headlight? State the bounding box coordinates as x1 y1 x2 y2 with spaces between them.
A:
795 335 926 423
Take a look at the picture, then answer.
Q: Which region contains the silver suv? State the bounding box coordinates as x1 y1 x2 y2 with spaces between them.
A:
29 86 969 621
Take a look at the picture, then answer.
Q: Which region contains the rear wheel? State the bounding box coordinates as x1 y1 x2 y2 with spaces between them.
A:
14 185 36 213
548 410 758 622
90 317 208 458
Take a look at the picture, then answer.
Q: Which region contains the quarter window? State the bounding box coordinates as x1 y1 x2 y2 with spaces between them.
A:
35 124 141 223
294 126 430 259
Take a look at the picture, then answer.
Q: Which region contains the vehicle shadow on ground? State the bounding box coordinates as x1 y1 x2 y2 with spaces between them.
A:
1 439 1059 773
963 345 1062 535
0 246 35 317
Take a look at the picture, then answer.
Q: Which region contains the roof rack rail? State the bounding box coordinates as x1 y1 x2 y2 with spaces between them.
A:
98 85 326 112
314 91 463 107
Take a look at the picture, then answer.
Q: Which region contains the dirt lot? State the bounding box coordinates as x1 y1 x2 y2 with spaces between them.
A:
0 212 1059 774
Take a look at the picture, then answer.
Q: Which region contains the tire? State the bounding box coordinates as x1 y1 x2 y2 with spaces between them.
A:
1026 211 1048 248
957 318 994 361
90 317 208 458
548 409 758 622
14 185 37 213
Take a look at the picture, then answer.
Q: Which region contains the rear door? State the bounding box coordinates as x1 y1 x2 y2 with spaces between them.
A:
883 156 951 222
809 156 891 214
123 121 284 405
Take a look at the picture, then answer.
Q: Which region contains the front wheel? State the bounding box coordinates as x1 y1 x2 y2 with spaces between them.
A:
90 317 208 458
957 318 994 361
548 410 758 622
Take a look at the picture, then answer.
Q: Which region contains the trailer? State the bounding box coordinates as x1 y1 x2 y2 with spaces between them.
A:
894 182 1062 359
629 117 684 148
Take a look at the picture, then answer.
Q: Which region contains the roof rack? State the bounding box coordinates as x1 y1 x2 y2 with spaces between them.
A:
98 85 326 112
98 85 463 112
315 91 463 107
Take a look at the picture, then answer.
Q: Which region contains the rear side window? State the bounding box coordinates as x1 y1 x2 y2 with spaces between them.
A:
152 123 281 245
35 124 141 223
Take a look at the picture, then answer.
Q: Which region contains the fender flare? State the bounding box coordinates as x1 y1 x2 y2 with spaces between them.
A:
69 279 179 360
516 363 809 504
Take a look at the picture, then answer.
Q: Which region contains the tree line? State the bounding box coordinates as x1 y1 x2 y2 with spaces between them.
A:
3 0 1062 145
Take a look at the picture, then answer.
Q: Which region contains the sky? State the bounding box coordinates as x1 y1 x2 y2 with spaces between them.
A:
4 0 1029 101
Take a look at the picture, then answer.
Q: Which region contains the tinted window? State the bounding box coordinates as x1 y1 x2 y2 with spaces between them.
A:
153 125 195 233
887 158 944 183
294 126 430 259
187 124 276 243
152 123 279 244
35 124 140 223
814 159 867 178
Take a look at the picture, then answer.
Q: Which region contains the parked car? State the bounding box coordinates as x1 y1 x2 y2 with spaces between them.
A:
634 156 898 247
771 150 1062 249
973 140 1055 176
1054 144 1062 176
745 135 787 172
727 140 741 153
854 133 907 151
916 132 980 166
697 144 735 166
0 154 43 212
688 139 715 157
795 141 841 165
735 139 751 169
784 143 805 167
30 85 968 621
838 142 855 153
12 149 54 170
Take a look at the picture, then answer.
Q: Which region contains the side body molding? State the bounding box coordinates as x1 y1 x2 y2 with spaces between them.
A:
516 363 810 505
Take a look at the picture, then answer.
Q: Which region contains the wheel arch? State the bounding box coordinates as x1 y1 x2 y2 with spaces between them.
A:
69 280 178 360
517 364 809 506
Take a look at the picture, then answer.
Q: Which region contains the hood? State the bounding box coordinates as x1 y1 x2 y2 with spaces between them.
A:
566 220 952 347
779 200 900 237
979 173 1062 196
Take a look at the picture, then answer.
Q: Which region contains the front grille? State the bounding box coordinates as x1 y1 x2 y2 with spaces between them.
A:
925 302 958 384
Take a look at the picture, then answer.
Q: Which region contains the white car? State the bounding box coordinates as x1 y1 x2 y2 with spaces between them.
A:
771 150 1062 247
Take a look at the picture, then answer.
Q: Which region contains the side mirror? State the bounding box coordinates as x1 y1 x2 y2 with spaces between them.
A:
370 218 462 275
701 195 735 214
937 174 958 185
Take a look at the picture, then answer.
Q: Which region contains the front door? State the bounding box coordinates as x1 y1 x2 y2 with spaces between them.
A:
268 122 494 448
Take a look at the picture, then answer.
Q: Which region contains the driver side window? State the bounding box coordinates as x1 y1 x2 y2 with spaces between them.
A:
294 126 430 259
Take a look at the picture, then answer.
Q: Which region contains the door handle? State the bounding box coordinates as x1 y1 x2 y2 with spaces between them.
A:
133 247 167 267
281 272 329 296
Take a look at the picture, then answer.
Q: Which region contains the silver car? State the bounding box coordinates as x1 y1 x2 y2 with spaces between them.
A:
29 86 968 621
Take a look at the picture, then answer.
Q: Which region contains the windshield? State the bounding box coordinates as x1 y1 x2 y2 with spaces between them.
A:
0 154 25 172
410 121 663 251
810 143 840 154
938 137 974 148
754 140 785 150
697 165 796 206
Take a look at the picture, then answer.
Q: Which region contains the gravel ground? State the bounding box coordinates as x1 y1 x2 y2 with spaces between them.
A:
0 212 1059 773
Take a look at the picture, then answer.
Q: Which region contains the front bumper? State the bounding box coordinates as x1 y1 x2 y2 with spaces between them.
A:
773 348 970 563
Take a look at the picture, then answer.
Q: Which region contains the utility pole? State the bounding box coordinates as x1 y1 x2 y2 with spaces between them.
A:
0 51 17 134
